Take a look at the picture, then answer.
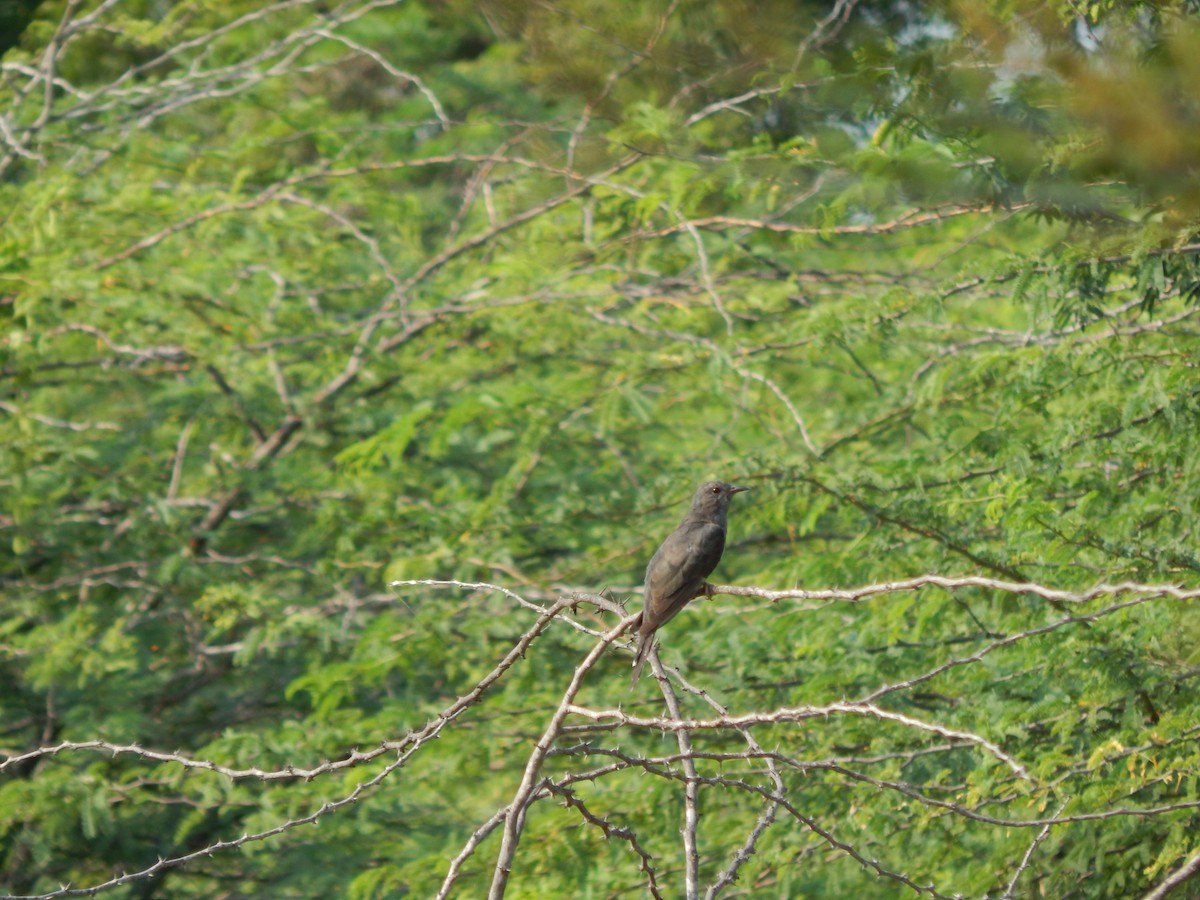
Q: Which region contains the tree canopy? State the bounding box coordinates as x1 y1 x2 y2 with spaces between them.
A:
4 0 1200 897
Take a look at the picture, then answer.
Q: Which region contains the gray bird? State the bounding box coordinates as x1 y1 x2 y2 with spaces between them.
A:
631 480 750 684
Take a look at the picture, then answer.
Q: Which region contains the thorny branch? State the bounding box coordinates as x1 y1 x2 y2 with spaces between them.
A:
487 608 638 898
646 648 702 899
7 577 1200 899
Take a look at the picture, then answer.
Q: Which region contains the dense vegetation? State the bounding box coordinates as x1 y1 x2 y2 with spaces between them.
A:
5 0 1200 896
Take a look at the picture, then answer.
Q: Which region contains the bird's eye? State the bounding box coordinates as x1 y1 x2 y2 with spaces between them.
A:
711 486 720 493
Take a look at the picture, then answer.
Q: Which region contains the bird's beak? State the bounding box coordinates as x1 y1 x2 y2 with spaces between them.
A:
730 485 751 493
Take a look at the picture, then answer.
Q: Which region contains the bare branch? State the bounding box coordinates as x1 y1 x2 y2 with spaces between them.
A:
1001 801 1066 899
592 309 820 456
646 648 701 898
488 612 639 898
1143 846 1200 900
564 698 1031 781
312 28 449 129
0 400 119 432
705 574 1200 607
546 784 664 900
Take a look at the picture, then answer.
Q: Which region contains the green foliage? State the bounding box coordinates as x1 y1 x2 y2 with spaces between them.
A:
4 0 1200 897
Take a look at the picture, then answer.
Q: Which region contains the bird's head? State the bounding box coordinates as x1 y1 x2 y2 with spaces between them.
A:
691 480 751 515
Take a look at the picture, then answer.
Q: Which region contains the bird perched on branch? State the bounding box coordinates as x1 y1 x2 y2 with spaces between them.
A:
631 480 750 685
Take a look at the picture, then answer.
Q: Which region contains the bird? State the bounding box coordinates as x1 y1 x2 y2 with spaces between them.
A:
631 480 750 685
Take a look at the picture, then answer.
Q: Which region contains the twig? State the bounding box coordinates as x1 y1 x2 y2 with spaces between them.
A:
565 699 1030 781
546 784 664 899
648 648 701 898
704 574 1199 607
488 613 639 898
1001 800 1066 898
1142 845 1200 900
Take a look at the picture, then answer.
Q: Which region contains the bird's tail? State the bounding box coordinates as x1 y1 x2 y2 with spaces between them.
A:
630 632 652 687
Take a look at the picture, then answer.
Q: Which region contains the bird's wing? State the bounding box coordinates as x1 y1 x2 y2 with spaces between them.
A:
644 522 726 628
